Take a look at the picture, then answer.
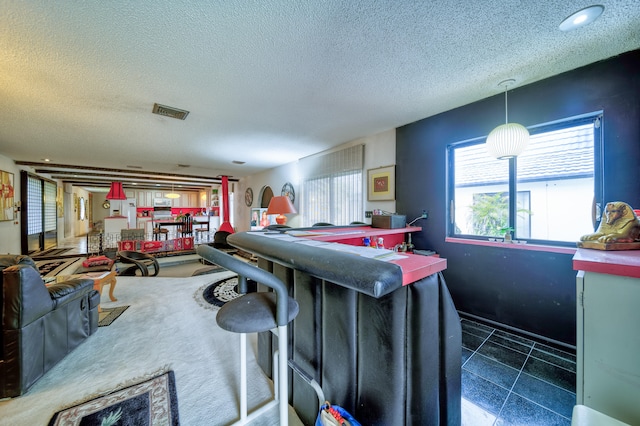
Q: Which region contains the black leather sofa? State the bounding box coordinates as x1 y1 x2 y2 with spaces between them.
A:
0 255 100 398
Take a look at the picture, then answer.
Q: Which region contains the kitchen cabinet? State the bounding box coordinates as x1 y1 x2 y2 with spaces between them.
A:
136 217 153 236
104 216 128 236
174 192 198 208
573 249 640 425
136 191 153 207
129 190 201 208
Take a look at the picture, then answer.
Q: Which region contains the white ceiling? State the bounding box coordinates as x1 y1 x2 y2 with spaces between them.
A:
0 1 639 191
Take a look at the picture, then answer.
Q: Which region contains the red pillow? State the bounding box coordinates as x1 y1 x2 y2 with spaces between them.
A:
140 241 164 252
82 256 114 268
118 240 137 251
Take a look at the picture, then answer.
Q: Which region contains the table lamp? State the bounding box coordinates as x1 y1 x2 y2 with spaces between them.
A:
266 196 296 225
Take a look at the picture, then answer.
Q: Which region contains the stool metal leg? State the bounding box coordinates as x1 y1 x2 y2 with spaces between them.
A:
240 332 247 423
277 324 288 426
233 326 288 425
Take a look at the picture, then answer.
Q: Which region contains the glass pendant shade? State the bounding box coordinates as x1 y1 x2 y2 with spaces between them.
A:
486 80 529 159
166 184 180 199
106 182 127 200
486 123 530 159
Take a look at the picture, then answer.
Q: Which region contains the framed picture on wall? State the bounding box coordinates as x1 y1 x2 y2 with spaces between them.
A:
367 165 395 201
56 186 64 217
1 170 15 221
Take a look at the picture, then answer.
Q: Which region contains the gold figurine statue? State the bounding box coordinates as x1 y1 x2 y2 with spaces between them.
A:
580 201 640 244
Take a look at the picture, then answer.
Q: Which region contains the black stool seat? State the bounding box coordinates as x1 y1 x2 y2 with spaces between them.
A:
217 292 299 333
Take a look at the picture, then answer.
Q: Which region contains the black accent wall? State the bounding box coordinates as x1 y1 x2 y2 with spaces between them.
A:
396 50 640 346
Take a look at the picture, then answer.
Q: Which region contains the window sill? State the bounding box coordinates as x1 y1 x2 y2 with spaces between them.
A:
445 237 577 255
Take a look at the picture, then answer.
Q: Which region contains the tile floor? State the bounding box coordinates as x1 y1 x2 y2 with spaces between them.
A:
461 318 576 426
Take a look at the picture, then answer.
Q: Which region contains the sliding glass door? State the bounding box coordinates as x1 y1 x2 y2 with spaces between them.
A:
21 171 57 254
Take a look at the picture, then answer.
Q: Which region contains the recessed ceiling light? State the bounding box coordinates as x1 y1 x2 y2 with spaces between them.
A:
559 5 604 31
42 158 50 162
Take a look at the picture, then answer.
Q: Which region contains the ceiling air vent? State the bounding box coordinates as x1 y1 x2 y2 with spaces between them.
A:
152 103 190 120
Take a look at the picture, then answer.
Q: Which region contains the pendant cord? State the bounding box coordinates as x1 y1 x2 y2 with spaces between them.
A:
504 84 508 124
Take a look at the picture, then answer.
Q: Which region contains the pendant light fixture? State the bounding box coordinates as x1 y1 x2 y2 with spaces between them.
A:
105 181 128 216
485 79 529 160
105 182 127 200
166 183 180 199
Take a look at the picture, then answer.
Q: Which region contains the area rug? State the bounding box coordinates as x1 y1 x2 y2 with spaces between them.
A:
202 276 243 307
48 370 179 425
190 264 226 276
99 306 130 327
31 248 72 259
36 257 83 277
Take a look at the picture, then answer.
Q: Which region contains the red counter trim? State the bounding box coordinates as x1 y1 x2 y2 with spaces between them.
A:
394 254 447 285
573 248 640 279
288 226 443 284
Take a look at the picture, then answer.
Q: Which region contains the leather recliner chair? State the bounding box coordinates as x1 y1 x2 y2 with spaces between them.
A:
0 255 100 398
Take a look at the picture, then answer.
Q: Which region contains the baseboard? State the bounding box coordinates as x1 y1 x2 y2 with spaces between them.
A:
458 311 576 353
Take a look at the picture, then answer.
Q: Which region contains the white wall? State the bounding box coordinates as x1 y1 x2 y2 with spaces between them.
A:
0 154 21 254
235 129 396 232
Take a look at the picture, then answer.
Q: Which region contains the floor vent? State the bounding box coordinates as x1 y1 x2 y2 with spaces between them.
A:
152 103 190 120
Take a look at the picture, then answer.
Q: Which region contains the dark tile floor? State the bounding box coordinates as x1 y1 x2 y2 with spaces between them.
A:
461 318 576 426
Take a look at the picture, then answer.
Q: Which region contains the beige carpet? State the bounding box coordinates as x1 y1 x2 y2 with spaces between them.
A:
0 271 304 425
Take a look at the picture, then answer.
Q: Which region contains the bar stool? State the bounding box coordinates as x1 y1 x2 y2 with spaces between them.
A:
196 245 299 425
153 224 168 241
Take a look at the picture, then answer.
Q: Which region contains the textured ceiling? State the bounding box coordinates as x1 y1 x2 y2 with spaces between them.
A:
0 1 639 188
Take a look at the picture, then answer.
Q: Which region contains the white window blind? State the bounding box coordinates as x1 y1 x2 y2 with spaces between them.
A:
300 145 364 226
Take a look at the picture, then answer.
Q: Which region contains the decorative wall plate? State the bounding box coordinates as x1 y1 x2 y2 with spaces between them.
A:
281 182 295 203
244 187 253 206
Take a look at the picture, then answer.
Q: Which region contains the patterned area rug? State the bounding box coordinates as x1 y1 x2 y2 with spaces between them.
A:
99 306 130 327
194 275 255 310
48 370 179 425
36 257 83 277
202 276 242 307
30 248 72 259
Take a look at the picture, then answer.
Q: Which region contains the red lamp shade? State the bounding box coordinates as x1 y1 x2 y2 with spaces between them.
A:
266 196 296 225
106 182 127 200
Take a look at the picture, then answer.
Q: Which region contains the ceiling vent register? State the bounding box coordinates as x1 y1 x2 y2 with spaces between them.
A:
152 103 190 120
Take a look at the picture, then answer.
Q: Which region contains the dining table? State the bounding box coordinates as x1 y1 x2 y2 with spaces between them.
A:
152 220 183 240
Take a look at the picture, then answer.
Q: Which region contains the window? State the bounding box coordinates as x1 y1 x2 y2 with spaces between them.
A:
300 145 364 226
448 113 602 245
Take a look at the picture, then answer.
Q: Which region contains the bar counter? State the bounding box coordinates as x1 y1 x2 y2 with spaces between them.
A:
227 229 461 425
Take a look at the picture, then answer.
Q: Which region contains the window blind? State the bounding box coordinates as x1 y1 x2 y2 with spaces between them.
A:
300 144 364 226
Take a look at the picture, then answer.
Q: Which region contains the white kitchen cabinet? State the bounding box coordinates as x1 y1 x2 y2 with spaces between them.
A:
136 191 153 207
574 249 640 425
104 216 128 236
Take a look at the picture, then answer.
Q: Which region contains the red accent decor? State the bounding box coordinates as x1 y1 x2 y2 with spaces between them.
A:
82 256 114 268
219 176 234 233
266 195 296 225
117 241 136 251
106 182 127 200
140 241 164 252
